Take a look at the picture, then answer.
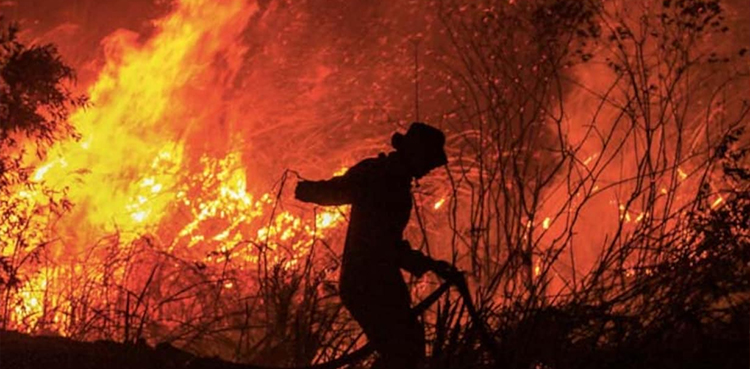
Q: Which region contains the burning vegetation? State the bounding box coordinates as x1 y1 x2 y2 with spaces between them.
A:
1 0 748 368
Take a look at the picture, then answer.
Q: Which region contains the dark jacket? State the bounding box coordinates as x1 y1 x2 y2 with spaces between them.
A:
295 152 433 301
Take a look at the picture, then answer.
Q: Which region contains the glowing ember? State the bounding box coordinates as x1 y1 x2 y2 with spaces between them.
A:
542 217 550 230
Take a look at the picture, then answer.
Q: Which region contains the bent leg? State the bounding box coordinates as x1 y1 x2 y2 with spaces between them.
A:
342 279 425 369
367 316 425 369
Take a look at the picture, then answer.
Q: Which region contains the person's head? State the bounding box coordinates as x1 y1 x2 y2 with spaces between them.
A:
391 122 448 179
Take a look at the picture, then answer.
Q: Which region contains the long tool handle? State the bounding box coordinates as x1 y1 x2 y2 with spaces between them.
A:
453 275 502 366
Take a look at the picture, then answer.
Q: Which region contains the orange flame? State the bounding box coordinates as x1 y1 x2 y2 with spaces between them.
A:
31 0 254 236
4 0 348 334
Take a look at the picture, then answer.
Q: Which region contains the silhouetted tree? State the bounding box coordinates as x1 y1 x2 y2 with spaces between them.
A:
0 18 85 188
0 18 84 328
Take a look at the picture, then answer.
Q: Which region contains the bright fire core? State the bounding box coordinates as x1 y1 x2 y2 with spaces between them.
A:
2 0 348 335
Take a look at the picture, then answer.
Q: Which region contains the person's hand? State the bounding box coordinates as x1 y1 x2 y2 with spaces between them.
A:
398 239 412 249
432 260 462 283
294 181 311 201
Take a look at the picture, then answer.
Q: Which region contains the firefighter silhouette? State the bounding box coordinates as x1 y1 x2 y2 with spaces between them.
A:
295 122 455 369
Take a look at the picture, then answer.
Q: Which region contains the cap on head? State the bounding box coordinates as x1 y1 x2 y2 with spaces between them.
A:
392 122 448 169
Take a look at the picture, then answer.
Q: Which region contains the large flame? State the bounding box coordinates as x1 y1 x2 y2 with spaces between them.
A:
36 0 251 235
3 0 347 335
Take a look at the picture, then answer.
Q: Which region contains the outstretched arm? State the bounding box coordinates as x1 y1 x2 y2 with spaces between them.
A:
295 176 354 206
295 160 373 206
